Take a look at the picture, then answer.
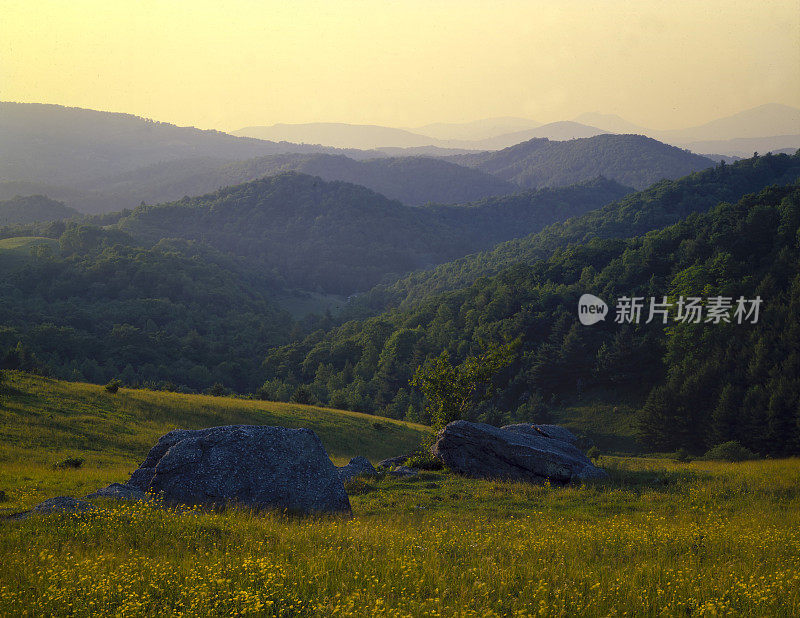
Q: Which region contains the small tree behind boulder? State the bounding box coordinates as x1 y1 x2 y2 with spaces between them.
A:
410 340 518 430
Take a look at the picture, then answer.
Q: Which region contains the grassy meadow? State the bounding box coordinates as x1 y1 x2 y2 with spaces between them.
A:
1 372 798 616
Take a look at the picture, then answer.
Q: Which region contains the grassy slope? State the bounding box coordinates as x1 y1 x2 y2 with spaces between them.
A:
0 372 429 511
0 372 798 615
0 236 59 254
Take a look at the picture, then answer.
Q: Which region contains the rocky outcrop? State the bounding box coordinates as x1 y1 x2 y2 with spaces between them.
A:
84 483 149 501
376 454 411 469
387 465 418 478
337 456 378 483
125 425 351 514
502 423 578 445
8 496 95 520
431 420 607 483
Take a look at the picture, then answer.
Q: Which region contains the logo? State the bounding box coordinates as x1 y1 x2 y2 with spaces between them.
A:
578 294 608 325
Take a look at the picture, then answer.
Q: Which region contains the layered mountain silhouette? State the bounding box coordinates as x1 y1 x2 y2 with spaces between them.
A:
0 195 80 226
233 120 607 150
351 151 800 312
0 102 379 186
87 154 517 210
115 172 629 293
233 104 800 154
449 134 716 190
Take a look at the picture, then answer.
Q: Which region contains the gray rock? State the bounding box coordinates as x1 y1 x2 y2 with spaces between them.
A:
432 420 608 483
388 465 418 477
85 483 149 501
34 496 95 514
376 454 411 469
502 423 578 445
337 456 378 483
6 496 96 520
125 425 351 514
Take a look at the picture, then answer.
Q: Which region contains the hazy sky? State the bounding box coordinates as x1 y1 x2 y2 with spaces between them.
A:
2 0 799 131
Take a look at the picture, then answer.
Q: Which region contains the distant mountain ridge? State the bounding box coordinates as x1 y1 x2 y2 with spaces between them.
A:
449 134 716 190
576 104 800 155
0 195 80 226
233 120 607 150
412 117 541 141
90 153 518 209
114 172 630 294
232 104 800 153
351 151 800 313
0 102 381 186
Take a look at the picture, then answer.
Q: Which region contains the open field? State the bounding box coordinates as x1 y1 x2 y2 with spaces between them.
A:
1 373 798 616
0 236 60 254
0 372 429 512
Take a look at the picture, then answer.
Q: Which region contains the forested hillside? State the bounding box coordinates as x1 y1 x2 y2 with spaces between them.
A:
0 175 626 389
450 134 715 190
355 153 800 312
424 177 632 249
88 153 517 210
0 227 292 391
0 102 363 188
261 184 800 455
115 172 628 293
0 195 80 225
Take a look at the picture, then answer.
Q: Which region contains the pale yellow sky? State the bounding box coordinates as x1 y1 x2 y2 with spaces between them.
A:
1 0 798 132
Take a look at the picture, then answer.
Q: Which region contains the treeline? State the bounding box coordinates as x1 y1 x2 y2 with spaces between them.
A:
0 174 628 388
0 225 293 391
262 185 800 455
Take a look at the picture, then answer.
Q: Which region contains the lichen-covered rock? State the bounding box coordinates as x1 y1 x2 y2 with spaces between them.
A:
376 454 412 469
7 496 95 520
84 483 149 501
387 465 418 477
337 456 377 483
432 420 607 483
35 496 95 514
502 423 578 445
125 425 351 514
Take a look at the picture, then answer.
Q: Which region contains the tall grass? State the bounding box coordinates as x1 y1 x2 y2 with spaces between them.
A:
0 373 798 615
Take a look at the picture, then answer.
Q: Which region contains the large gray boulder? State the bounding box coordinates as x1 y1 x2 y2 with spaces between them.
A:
125 425 351 514
85 483 149 502
502 423 578 445
337 456 378 483
431 420 607 483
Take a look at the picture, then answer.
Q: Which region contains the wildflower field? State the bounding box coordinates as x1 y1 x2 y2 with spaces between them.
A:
1 373 798 616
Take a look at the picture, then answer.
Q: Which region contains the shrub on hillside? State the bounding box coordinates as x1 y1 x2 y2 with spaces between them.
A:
104 379 121 393
53 457 84 470
405 450 443 471
290 385 316 405
700 441 757 462
206 382 227 397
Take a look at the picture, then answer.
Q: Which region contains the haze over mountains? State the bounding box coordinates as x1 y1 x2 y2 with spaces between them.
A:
448 134 715 190
1 101 720 214
114 172 631 293
234 103 800 156
0 102 364 185
233 120 609 150
1 94 799 456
